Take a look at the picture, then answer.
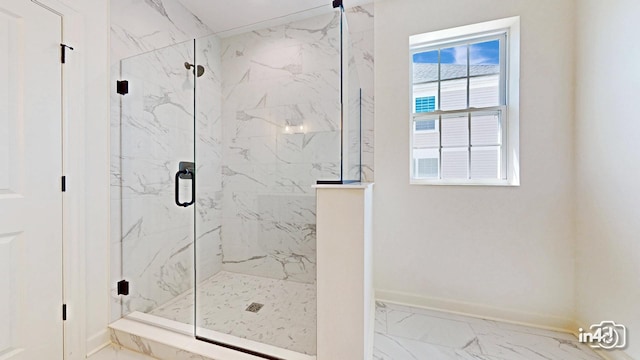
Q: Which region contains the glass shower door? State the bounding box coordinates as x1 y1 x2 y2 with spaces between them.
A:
119 40 197 321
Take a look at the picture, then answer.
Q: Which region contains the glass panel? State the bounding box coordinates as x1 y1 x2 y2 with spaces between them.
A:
441 148 469 179
413 119 440 149
469 39 501 108
414 153 439 179
440 45 467 80
342 9 362 182
413 49 439 112
413 50 439 83
120 39 196 318
440 78 467 110
470 75 500 108
441 114 469 179
471 146 500 179
193 32 224 345
471 112 501 146
469 40 500 75
192 5 343 356
441 114 469 147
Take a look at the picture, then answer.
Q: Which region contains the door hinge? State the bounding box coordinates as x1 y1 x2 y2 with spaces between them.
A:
62 304 67 321
61 176 66 192
60 44 74 64
117 80 129 95
117 280 129 296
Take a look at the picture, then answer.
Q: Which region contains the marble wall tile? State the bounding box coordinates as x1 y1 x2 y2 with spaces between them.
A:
122 226 194 314
248 44 303 81
224 135 278 165
284 12 340 50
344 5 375 34
281 101 341 132
110 0 212 64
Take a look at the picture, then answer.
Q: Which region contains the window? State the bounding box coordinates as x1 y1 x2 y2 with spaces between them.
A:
410 17 520 186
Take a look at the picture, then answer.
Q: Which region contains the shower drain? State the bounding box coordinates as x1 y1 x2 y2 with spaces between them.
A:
245 302 264 313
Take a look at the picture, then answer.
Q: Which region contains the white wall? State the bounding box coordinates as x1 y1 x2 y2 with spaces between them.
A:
79 0 111 351
575 0 640 358
374 0 576 327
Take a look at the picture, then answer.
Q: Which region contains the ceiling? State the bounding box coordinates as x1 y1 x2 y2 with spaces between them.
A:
178 0 370 36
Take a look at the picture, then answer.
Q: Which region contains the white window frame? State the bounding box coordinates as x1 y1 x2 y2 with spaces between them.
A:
409 17 520 186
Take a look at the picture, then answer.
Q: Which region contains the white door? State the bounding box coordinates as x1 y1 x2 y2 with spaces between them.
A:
0 1 63 359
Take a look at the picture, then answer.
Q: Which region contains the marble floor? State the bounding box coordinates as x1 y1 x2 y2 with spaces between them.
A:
101 297 607 360
373 302 604 360
149 271 317 355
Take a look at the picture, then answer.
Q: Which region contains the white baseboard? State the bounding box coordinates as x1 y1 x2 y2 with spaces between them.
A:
86 329 111 357
376 289 577 333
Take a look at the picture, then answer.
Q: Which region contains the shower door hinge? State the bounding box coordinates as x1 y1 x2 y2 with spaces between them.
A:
61 176 66 192
62 304 67 321
60 44 74 64
117 80 129 95
117 280 129 296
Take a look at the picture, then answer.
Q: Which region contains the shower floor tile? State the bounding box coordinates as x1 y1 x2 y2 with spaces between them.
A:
149 271 317 355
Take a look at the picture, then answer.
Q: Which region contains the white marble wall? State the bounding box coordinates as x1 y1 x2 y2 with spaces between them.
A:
218 12 340 283
218 6 374 284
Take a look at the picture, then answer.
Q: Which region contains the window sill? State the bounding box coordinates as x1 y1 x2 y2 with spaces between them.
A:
410 178 519 187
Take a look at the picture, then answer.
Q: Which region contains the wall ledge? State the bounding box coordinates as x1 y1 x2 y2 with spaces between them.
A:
313 182 374 189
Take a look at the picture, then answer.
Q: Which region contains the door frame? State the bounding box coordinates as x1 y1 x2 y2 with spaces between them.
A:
30 1 89 359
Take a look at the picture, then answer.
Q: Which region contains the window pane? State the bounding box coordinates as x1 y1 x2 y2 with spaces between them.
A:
442 148 468 179
440 45 467 80
415 157 439 179
440 78 467 110
469 75 500 108
471 146 500 179
413 148 439 179
413 82 438 112
413 50 439 83
441 115 468 147
413 119 439 148
469 40 500 76
471 112 501 146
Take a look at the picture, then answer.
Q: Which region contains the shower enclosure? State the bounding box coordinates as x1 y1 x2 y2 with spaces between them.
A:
116 3 361 358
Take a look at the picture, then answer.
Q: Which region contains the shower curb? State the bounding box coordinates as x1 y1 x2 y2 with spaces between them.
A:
109 318 263 360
